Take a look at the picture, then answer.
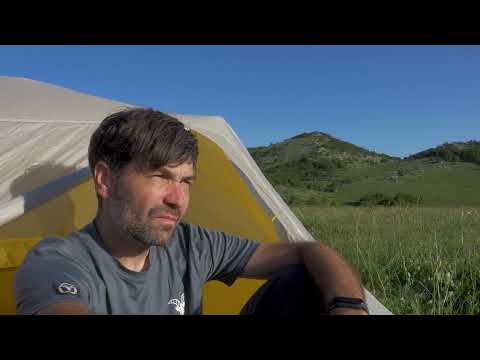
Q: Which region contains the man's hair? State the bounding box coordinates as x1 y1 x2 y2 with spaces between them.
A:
88 108 198 174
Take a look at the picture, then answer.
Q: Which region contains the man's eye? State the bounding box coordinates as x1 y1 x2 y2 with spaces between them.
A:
153 174 169 181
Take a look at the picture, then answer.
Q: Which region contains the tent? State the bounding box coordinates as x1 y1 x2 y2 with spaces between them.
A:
0 76 392 315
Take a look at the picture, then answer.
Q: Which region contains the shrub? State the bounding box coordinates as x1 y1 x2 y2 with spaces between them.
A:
350 192 423 207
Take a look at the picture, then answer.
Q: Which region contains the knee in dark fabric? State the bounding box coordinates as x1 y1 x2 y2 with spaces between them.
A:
240 264 325 315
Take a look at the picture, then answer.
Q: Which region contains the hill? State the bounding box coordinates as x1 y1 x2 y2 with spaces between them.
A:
249 131 395 170
407 141 480 164
248 134 480 207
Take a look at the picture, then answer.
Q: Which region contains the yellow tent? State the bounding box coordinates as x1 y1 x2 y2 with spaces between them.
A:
0 76 391 314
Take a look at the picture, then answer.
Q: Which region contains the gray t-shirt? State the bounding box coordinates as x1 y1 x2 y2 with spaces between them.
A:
14 222 260 315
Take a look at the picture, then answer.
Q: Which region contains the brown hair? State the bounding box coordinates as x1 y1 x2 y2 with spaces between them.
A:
88 108 198 174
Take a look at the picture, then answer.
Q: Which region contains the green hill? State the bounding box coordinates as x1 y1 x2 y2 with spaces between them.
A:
249 131 395 170
407 141 480 164
248 134 480 207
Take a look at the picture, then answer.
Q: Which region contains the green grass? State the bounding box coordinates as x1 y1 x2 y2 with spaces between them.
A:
270 159 480 207
332 160 480 207
293 206 480 315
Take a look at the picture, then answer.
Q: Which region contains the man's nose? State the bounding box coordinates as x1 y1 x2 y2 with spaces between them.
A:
163 181 183 208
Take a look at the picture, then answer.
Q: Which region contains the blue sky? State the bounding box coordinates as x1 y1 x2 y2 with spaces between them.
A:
1 45 479 158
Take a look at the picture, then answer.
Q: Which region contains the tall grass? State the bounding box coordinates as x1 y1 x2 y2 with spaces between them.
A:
293 206 480 315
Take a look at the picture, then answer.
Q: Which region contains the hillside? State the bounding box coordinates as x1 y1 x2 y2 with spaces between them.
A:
249 131 395 170
248 134 480 207
407 141 480 164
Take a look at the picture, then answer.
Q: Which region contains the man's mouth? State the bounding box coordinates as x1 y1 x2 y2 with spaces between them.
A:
152 213 178 224
157 214 177 221
149 207 180 225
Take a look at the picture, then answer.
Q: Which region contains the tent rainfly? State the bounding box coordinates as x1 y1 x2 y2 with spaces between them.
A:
0 76 392 315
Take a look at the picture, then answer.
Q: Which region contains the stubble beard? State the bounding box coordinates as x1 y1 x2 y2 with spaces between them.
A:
124 216 176 247
111 186 179 248
124 221 174 247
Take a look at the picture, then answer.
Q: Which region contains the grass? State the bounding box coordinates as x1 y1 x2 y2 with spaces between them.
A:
332 160 480 207
293 206 480 315
270 160 480 208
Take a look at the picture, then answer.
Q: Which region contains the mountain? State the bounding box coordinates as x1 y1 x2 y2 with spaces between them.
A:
247 134 480 208
248 132 397 194
249 131 396 170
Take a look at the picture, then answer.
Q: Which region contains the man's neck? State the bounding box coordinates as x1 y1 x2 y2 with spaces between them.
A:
94 214 150 272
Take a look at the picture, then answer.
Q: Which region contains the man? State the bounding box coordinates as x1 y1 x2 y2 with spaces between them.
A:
14 108 368 315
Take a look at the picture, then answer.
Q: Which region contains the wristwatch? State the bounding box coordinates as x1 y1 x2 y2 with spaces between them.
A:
328 297 369 314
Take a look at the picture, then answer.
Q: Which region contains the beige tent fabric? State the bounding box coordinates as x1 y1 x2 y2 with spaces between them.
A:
0 76 392 314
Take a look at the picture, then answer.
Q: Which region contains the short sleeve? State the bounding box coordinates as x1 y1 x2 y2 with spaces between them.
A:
14 251 94 315
188 225 260 286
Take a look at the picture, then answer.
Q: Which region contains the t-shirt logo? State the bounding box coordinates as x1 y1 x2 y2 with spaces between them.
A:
57 282 79 295
168 293 185 315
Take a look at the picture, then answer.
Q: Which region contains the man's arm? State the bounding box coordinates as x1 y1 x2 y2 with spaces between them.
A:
34 301 95 315
15 252 96 315
241 241 367 315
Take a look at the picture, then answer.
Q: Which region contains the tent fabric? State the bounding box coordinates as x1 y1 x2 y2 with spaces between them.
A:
0 76 391 315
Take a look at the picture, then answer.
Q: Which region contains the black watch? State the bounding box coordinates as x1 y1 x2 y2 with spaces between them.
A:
328 297 369 314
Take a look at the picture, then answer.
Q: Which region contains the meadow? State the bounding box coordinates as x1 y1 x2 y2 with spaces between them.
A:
293 206 480 315
249 132 480 314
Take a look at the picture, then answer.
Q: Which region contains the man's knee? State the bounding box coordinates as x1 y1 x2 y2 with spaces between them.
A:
240 264 325 315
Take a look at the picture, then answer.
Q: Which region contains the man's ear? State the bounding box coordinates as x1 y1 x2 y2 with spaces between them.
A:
93 161 114 200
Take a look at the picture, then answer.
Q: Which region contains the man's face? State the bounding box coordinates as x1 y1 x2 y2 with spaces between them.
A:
107 161 195 247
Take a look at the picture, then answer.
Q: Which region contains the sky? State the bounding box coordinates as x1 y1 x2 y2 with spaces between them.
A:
1 45 479 158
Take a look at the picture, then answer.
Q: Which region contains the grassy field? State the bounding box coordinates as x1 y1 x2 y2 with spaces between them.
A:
293 206 480 315
332 160 480 207
273 160 480 208
248 132 480 314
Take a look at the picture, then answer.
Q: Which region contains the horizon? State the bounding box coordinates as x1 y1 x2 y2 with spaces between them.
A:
1 45 480 158
246 129 480 159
